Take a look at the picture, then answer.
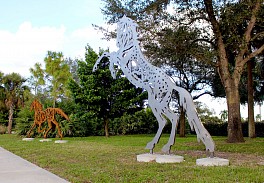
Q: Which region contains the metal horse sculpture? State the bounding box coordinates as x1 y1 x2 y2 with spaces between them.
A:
93 16 215 156
27 99 69 140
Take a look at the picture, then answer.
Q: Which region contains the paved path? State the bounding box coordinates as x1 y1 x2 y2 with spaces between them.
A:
0 147 70 183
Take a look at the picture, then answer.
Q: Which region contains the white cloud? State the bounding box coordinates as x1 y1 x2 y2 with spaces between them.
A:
67 24 117 58
0 22 66 77
0 22 117 78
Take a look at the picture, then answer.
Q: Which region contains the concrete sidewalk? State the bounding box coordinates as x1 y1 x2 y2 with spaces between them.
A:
0 147 70 183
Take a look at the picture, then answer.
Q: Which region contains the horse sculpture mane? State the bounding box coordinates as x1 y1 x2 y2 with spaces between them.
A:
93 15 215 157
116 15 138 50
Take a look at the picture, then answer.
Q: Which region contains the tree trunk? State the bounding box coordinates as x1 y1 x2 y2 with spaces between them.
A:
104 118 109 137
247 61 256 138
7 104 14 134
179 109 185 137
53 98 56 108
259 104 262 122
226 83 245 143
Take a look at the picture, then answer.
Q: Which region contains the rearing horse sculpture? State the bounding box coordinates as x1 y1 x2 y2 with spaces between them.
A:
93 16 215 156
27 99 69 140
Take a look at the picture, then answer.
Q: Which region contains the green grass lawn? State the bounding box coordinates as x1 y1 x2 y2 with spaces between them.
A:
0 134 264 183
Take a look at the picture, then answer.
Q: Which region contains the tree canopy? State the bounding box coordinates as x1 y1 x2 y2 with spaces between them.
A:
29 51 72 107
68 45 147 137
0 73 28 133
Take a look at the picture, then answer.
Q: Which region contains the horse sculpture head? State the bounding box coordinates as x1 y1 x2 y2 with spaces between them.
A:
116 15 139 50
30 99 43 112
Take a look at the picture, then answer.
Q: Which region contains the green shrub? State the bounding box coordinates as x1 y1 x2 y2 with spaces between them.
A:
0 125 6 134
0 111 8 126
202 122 228 136
15 107 34 136
110 108 159 135
199 121 264 137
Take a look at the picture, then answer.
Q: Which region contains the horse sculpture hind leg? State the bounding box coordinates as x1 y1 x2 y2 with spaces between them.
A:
44 119 63 140
177 86 215 157
27 123 36 138
44 108 64 140
44 120 53 139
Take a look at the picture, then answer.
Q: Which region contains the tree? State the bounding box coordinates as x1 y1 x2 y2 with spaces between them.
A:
147 26 216 137
218 1 263 138
248 6 264 137
1 73 28 133
195 101 223 125
29 51 72 107
247 60 255 138
44 51 71 107
100 0 264 143
0 71 5 110
68 45 147 137
220 110 228 123
65 57 80 84
0 71 8 126
209 1 264 138
29 63 45 96
204 0 263 142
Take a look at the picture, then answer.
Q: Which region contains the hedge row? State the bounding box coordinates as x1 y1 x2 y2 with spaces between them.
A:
198 122 264 137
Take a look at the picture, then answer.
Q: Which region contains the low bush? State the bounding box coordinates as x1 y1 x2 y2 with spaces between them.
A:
110 108 159 135
201 121 264 137
0 125 6 134
202 122 228 136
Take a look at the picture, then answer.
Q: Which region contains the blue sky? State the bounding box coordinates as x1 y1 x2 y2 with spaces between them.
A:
0 0 103 32
0 0 116 77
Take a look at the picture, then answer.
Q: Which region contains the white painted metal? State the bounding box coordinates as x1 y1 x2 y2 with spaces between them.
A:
93 15 215 156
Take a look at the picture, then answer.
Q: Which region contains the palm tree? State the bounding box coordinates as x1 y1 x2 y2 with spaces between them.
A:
220 110 228 123
2 73 28 134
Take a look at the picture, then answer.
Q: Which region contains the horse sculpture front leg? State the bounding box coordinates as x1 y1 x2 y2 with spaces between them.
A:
93 52 119 79
146 100 167 154
145 114 166 154
93 52 110 72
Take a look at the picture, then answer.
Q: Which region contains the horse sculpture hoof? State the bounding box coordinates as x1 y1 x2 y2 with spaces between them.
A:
145 142 155 150
207 151 215 158
162 145 171 154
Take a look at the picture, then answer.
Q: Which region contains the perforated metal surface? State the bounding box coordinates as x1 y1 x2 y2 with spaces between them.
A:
93 16 215 155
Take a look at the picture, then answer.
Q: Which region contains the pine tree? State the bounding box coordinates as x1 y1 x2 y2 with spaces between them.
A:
68 45 147 137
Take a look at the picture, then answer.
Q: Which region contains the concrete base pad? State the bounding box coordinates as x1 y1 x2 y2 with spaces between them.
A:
156 154 184 163
22 138 34 141
54 140 68 144
196 157 229 166
39 139 52 142
137 153 184 163
137 153 157 162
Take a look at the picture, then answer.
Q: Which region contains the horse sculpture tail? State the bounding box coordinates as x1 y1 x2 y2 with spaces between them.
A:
54 108 70 121
174 85 215 156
